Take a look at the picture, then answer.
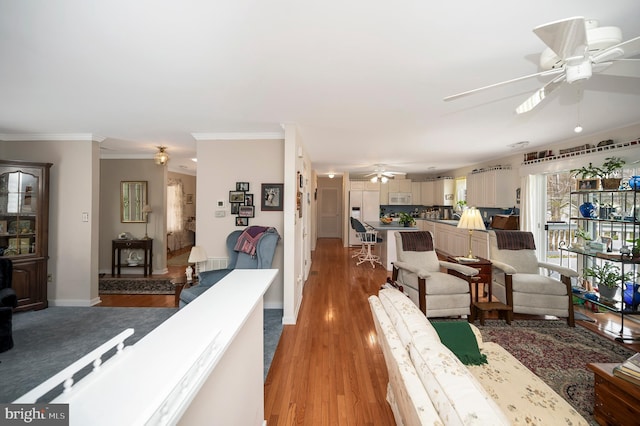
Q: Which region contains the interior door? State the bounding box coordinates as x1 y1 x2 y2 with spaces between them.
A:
318 187 341 238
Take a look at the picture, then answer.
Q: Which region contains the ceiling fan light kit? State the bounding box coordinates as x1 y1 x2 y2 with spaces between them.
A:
444 16 640 115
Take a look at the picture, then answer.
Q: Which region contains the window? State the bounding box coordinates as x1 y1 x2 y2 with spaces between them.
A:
167 180 184 233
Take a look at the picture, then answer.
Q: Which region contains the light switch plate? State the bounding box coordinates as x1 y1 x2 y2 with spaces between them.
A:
215 210 226 217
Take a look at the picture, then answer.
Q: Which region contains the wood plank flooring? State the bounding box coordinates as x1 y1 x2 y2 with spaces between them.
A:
101 238 640 425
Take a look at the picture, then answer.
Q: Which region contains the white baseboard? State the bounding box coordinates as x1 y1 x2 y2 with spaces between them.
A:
49 297 101 307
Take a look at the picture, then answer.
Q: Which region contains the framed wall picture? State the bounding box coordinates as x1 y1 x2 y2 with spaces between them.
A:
577 178 600 191
235 217 249 226
238 205 255 218
244 193 254 206
230 202 241 214
236 182 250 191
261 183 284 211
229 190 245 203
185 194 194 204
0 220 6 234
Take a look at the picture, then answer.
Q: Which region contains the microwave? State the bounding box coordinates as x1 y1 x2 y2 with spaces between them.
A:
388 192 412 205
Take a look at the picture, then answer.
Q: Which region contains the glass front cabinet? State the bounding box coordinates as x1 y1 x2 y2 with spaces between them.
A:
0 160 52 311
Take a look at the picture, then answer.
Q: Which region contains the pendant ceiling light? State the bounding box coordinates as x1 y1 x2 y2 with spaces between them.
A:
154 146 169 165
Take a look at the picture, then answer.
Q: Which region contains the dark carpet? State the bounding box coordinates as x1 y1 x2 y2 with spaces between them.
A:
99 277 175 295
477 319 634 424
0 306 283 402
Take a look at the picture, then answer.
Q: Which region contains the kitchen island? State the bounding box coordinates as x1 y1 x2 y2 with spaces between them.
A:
366 222 419 271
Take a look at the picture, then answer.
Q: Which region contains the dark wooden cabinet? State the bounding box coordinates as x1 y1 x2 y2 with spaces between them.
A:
588 363 640 426
0 160 52 312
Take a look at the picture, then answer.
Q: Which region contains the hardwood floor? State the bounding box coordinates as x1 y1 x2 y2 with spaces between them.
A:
100 238 640 424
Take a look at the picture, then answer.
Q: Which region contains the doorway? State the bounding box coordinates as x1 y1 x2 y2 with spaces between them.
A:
317 177 343 239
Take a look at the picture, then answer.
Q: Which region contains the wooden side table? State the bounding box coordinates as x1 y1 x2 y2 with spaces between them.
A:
447 255 492 302
171 277 194 307
112 239 153 277
588 363 640 426
470 301 512 325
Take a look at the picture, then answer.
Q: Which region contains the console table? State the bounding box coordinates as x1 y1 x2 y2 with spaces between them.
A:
112 239 153 277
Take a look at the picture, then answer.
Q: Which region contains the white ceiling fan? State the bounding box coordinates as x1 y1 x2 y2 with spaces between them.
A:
444 16 640 114
364 164 406 183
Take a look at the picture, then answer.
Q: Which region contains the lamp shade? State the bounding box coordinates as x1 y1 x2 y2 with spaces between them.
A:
188 246 208 263
457 207 486 231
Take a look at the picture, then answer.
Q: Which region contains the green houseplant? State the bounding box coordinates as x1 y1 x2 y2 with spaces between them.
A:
570 162 601 179
584 262 632 299
599 156 626 189
398 212 415 227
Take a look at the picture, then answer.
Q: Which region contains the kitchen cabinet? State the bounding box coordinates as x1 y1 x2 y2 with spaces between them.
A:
434 178 454 206
411 182 422 205
379 182 389 204
350 180 380 191
388 178 412 193
466 167 516 208
0 160 51 312
427 220 489 259
420 181 434 206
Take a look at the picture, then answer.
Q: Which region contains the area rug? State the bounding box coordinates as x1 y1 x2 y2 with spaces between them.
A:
99 277 175 295
477 319 634 424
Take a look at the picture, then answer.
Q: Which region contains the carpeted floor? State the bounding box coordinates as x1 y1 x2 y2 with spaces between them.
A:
0 306 283 402
476 319 635 424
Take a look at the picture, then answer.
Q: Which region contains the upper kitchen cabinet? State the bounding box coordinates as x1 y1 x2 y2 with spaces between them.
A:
411 182 421 205
420 181 434 206
387 178 412 193
350 180 380 191
379 181 389 204
466 167 517 208
434 177 454 206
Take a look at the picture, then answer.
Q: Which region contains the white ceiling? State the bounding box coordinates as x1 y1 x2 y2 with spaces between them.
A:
1 1 639 176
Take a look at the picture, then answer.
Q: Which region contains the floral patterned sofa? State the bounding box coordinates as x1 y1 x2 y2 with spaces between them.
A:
368 288 588 425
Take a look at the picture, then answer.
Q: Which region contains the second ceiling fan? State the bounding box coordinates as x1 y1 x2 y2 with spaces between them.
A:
444 16 640 114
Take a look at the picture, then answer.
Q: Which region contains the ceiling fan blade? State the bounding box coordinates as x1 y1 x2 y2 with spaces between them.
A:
533 16 587 61
593 36 640 63
515 74 566 114
597 59 640 78
444 68 563 101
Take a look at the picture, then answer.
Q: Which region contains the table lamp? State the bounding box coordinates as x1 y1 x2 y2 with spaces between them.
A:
456 207 486 261
187 245 208 279
142 205 152 239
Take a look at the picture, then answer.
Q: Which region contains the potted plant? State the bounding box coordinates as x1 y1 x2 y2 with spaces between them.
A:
570 162 602 179
398 212 415 227
584 262 632 300
626 236 640 258
599 156 626 189
573 226 592 250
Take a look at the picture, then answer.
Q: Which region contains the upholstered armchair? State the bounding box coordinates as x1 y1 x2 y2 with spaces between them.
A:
391 231 479 318
1 258 17 353
179 227 280 308
488 230 578 326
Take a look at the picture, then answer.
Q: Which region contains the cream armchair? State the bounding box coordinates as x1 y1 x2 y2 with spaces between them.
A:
488 230 578 326
391 231 479 317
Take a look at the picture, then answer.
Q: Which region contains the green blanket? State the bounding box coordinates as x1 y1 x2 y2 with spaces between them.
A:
430 321 487 366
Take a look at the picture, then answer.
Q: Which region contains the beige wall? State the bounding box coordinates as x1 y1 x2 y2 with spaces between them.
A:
0 139 101 306
100 159 167 274
195 138 285 309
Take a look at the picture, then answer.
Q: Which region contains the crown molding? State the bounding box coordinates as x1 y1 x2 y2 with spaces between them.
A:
191 132 284 141
0 133 105 142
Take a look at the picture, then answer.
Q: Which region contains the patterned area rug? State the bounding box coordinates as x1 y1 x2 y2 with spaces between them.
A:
477 320 634 424
99 277 175 295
